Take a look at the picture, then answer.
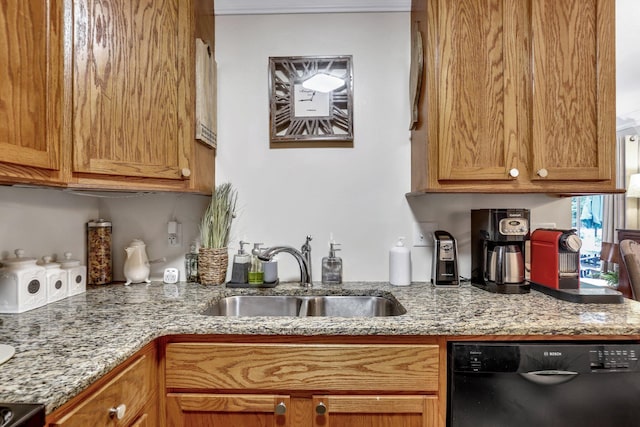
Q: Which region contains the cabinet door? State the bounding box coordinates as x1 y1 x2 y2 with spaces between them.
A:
0 0 61 176
312 395 439 427
166 393 290 427
432 0 519 182
530 0 615 182
50 353 155 427
73 0 190 181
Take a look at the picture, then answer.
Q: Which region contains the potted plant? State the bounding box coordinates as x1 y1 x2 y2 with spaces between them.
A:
198 183 238 285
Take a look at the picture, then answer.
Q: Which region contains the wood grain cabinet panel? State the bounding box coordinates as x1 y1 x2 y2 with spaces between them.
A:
312 395 439 427
165 342 441 427
0 0 215 193
72 0 188 181
166 393 291 427
0 0 64 184
166 342 439 392
410 0 616 194
47 344 158 427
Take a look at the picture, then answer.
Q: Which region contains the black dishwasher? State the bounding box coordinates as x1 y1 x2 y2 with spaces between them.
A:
448 342 640 427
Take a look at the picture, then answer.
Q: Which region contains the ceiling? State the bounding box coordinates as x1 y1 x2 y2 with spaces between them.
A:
214 0 411 15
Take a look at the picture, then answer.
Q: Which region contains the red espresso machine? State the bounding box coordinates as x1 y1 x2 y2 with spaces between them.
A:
530 229 623 303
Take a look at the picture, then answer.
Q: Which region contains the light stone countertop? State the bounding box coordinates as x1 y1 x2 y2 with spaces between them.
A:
2 280 640 414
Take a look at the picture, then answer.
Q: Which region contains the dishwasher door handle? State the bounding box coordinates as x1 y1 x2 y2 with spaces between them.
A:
519 370 579 385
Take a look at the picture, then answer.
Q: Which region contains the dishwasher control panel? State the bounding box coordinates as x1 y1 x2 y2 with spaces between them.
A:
450 342 640 373
589 346 639 370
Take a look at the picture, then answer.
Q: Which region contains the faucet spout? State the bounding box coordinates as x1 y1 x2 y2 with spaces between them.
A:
259 245 312 287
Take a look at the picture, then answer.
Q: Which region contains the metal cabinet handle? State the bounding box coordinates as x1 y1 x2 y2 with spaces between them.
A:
109 403 126 420
509 168 519 178
275 401 287 415
537 168 549 178
315 402 327 415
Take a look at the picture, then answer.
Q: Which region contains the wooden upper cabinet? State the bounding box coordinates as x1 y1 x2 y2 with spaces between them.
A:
529 0 614 183
410 0 616 194
0 0 64 183
435 0 518 183
0 0 215 193
72 0 189 182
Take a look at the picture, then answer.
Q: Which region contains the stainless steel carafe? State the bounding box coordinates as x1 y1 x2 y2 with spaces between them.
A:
487 244 525 284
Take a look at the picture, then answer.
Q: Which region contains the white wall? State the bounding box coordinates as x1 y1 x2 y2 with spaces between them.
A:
0 186 99 262
616 0 640 119
97 193 210 281
0 187 208 282
215 12 572 283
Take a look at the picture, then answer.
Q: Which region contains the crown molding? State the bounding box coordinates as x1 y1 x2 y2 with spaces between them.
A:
215 0 411 15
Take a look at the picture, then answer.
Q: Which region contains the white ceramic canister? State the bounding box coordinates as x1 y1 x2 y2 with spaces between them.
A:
60 252 87 296
38 255 68 303
0 249 47 313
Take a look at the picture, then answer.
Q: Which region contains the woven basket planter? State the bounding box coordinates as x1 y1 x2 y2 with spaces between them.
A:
198 247 228 285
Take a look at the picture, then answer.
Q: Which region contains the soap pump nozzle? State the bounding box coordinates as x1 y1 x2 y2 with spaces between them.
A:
237 240 249 255
252 242 264 255
329 242 341 258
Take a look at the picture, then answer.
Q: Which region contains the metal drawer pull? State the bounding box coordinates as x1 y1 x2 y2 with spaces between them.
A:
109 403 127 420
316 402 327 415
275 401 287 415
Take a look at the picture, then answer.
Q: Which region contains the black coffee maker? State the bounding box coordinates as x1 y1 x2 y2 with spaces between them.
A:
471 209 530 294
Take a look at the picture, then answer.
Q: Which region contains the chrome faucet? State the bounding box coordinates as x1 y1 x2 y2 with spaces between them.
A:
259 236 313 287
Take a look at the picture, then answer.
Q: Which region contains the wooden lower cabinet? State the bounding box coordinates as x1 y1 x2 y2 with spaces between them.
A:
46 343 158 427
166 393 437 427
164 341 441 427
311 395 438 427
166 393 291 426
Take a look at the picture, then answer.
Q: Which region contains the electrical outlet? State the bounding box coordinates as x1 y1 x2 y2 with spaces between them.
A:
168 220 182 247
413 222 439 247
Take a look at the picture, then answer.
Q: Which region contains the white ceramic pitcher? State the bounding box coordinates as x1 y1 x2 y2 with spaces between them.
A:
123 239 151 285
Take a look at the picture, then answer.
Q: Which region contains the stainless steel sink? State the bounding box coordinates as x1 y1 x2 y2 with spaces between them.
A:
202 295 406 317
306 296 405 317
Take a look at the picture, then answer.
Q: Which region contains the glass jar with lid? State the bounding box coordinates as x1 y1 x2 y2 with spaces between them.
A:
87 219 112 285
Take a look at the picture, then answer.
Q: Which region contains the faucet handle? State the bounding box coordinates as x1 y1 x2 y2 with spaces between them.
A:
302 235 312 251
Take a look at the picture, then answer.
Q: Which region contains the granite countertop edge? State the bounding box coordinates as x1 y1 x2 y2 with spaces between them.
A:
2 280 640 414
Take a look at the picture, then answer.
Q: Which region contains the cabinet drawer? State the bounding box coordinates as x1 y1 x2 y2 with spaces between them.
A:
166 343 439 392
51 353 154 427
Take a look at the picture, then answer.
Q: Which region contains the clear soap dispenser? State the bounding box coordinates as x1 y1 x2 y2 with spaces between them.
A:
249 243 264 285
230 241 250 284
322 240 343 285
185 241 199 283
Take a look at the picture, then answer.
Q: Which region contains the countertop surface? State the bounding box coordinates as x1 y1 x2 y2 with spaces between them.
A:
2 280 640 413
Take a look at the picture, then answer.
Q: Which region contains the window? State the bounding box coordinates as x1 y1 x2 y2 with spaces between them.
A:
571 195 604 277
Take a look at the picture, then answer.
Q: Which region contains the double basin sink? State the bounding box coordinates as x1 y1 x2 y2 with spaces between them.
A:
202 294 406 317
